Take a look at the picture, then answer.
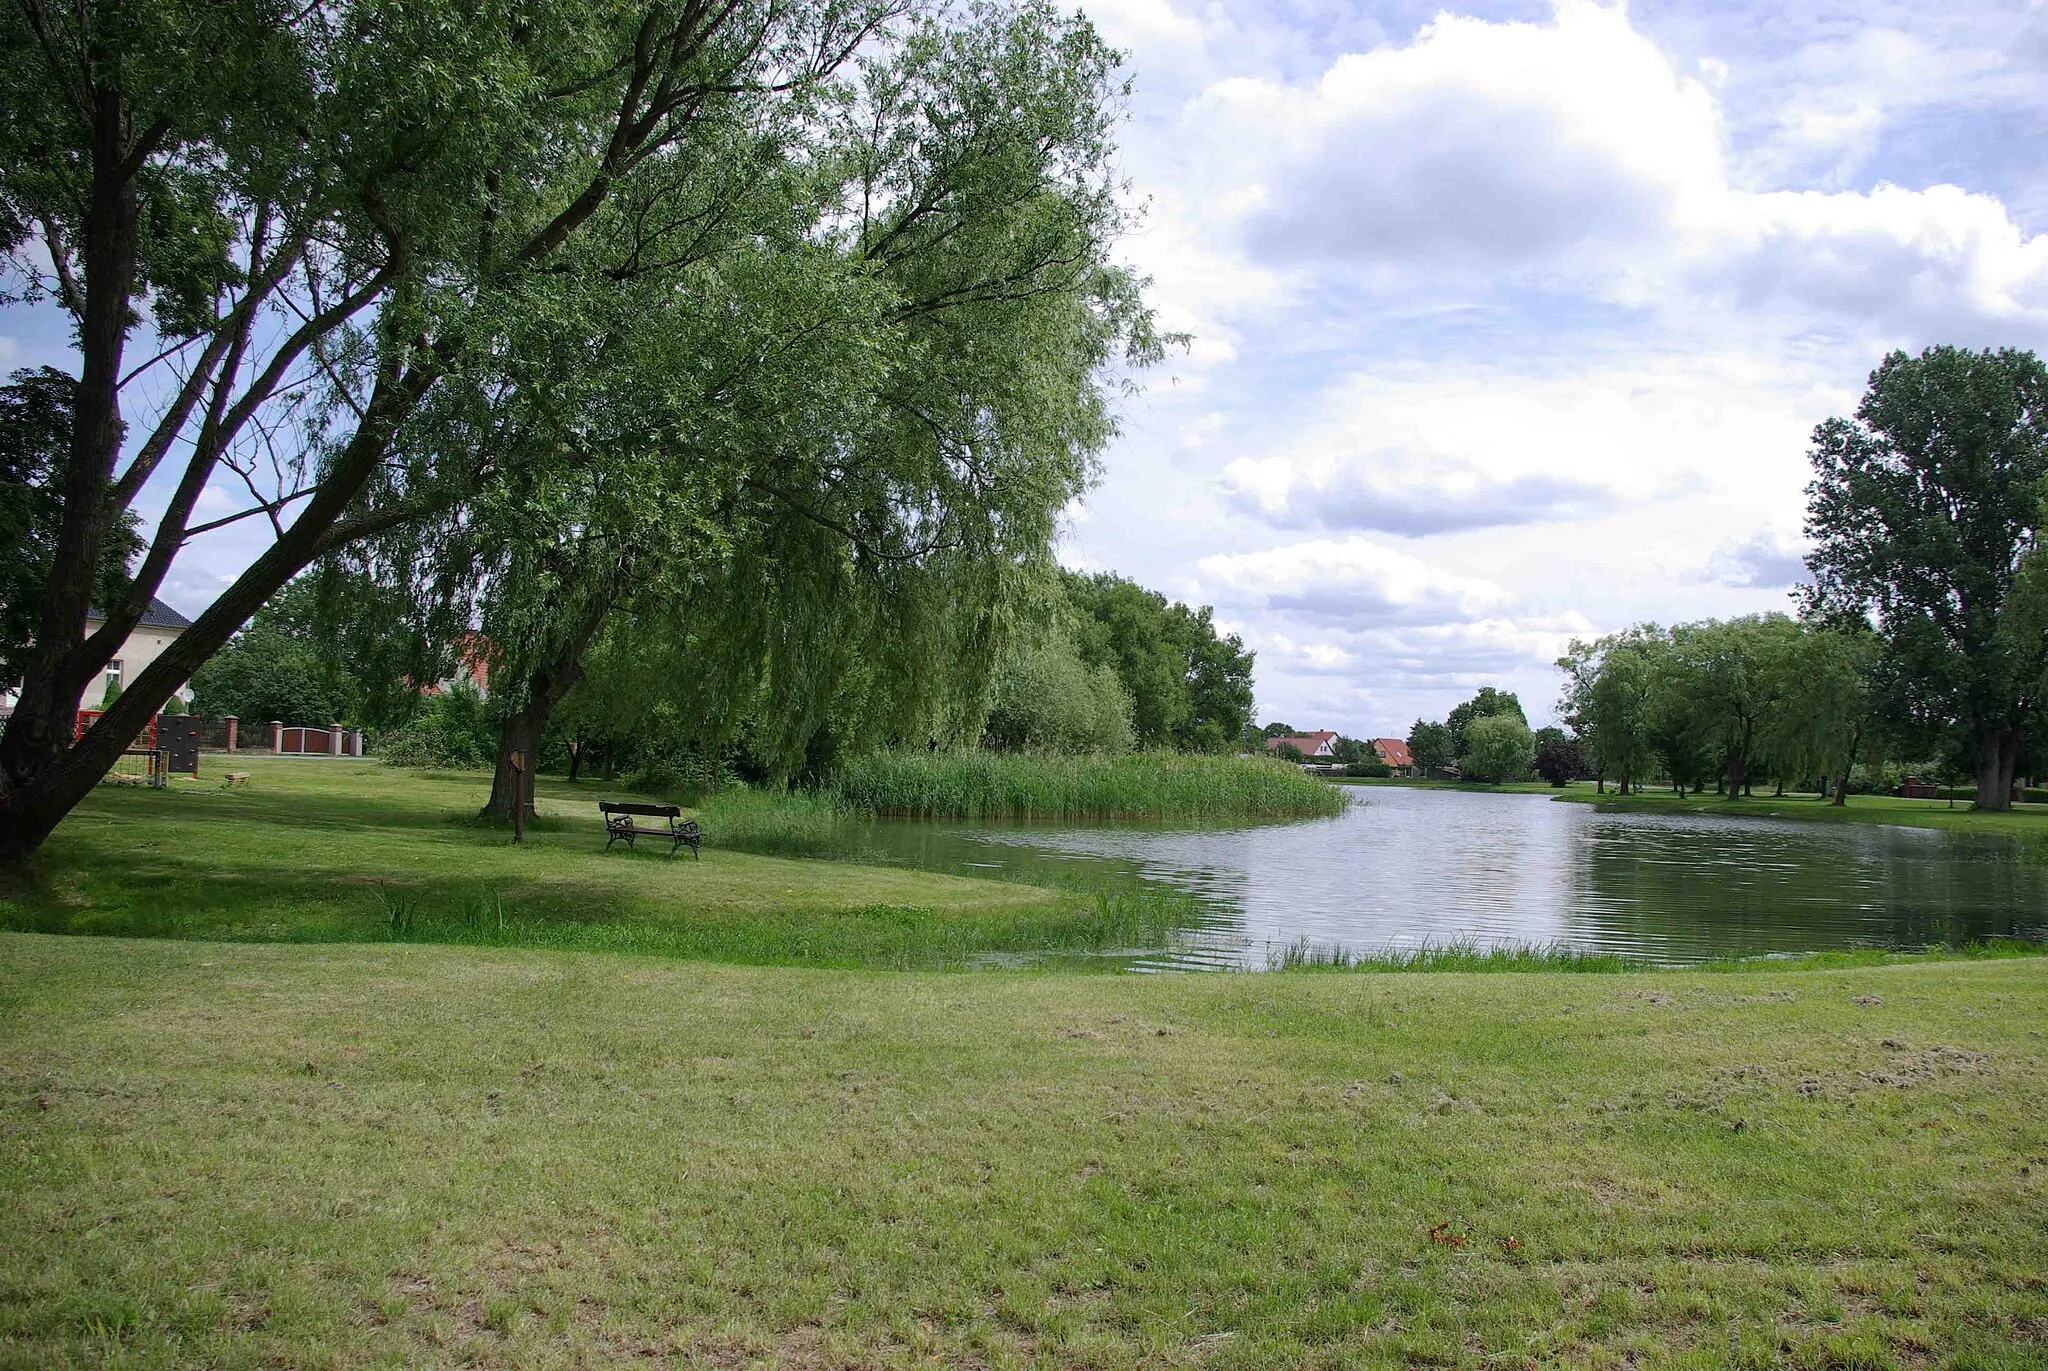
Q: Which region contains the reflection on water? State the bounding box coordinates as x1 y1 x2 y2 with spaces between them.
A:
805 787 2048 968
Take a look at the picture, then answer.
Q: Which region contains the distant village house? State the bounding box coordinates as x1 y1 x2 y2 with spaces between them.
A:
1371 737 1416 776
1264 729 1337 759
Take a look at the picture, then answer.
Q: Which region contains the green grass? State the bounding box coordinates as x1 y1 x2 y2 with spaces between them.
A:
829 749 1346 821
3 934 2045 1368
1558 783 2048 839
1331 776 1566 795
0 758 1189 971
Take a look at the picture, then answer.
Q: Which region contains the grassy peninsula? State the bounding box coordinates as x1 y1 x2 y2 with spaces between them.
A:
0 760 1178 971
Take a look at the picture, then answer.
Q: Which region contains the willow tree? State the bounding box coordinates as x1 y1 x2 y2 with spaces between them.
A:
389 0 1162 817
0 0 897 858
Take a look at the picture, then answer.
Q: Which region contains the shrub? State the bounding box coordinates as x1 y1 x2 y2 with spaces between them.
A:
1344 756 1391 778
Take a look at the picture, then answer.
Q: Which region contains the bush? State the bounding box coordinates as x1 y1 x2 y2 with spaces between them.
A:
983 633 1136 754
1344 756 1391 778
377 681 496 769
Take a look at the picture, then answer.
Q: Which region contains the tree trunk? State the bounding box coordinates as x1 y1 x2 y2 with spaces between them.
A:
480 586 617 821
1974 724 2022 812
602 743 617 782
566 738 583 783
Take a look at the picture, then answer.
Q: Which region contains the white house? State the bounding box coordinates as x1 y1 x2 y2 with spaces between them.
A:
77 597 194 712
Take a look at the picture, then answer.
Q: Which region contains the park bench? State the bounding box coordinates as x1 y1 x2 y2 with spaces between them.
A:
598 801 701 860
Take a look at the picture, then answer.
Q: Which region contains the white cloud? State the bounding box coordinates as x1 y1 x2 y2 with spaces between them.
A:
1161 0 2048 340
1220 446 1617 535
1199 535 1515 624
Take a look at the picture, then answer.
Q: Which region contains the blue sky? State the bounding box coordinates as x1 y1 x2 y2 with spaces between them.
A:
1060 0 2048 734
8 1 2048 738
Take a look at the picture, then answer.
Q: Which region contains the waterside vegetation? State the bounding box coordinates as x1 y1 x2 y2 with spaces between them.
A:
829 749 1345 821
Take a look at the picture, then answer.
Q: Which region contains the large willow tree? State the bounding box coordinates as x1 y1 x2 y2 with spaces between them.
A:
341 3 1162 817
0 0 906 857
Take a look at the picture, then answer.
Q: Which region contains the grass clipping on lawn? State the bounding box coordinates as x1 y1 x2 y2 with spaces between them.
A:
2 935 2045 1368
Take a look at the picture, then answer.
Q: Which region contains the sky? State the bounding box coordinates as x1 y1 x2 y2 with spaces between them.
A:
1055 0 2048 736
9 1 2048 738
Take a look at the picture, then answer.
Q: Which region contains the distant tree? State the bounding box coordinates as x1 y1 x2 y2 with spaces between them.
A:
983 628 1137 754
1804 346 2048 810
1664 615 1804 797
189 581 360 726
1461 713 1535 783
1533 735 1583 787
1065 573 1254 751
1344 752 1391 778
1273 741 1305 763
1262 722 1297 738
1446 686 1526 753
1406 719 1456 777
1330 735 1364 763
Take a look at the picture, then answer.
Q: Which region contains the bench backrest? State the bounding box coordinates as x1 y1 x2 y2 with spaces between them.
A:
599 801 683 819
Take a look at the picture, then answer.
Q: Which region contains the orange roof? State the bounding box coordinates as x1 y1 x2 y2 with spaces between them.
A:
1372 738 1413 768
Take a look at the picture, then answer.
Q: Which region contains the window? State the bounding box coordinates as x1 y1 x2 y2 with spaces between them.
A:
103 661 122 691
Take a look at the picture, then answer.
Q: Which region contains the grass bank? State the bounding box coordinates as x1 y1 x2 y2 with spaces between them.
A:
1557 784 2048 840
3 934 2044 1368
0 758 1185 971
829 749 1345 821
1331 776 1565 795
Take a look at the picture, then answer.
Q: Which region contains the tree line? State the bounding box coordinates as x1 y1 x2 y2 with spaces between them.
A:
1554 347 2048 810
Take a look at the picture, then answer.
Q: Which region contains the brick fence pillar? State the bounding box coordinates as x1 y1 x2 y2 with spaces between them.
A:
328 724 343 756
350 728 364 757
223 716 238 753
271 720 283 752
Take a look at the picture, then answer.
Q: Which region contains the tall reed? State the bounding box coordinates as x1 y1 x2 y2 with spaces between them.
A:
828 750 1346 821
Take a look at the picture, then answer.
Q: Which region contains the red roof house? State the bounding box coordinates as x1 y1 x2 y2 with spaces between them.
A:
1265 730 1337 759
1372 737 1414 772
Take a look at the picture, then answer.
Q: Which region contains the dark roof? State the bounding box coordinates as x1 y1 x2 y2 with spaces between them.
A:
86 597 193 631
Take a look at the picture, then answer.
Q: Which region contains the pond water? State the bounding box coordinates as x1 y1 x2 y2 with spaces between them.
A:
808 787 2048 969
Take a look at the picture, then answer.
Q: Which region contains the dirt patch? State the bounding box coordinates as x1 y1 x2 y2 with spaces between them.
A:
1859 1046 1989 1089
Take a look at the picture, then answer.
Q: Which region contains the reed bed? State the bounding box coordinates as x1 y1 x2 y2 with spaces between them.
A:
1266 937 1640 973
828 749 1346 821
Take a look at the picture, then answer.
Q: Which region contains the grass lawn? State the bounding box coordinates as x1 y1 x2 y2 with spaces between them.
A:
1555 784 2048 841
0 758 1166 970
2 934 2045 1368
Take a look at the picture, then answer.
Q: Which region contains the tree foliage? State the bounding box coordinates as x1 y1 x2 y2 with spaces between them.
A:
1460 713 1534 783
1063 572 1254 752
1803 346 2048 810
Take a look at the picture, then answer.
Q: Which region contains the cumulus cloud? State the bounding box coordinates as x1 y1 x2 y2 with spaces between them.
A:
1220 449 1616 535
1199 535 1515 624
1172 0 2048 339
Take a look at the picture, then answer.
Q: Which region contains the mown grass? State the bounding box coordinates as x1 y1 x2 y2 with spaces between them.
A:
3 934 2044 1368
0 758 1192 971
830 749 1345 821
1558 784 2048 840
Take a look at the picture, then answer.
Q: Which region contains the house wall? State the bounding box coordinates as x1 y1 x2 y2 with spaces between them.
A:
75 621 189 713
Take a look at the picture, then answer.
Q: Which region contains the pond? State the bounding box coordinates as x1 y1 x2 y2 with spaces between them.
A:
795 786 2048 969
